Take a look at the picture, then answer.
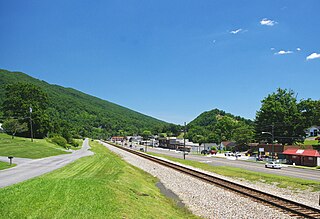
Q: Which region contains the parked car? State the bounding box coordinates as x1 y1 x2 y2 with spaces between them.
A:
210 150 217 155
224 151 233 156
265 161 282 169
201 150 209 155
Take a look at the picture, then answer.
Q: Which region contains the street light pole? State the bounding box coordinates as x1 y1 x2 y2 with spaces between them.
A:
262 125 274 161
29 107 33 142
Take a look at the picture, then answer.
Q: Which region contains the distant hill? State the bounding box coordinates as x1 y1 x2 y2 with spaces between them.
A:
0 69 169 137
187 108 254 144
189 108 253 128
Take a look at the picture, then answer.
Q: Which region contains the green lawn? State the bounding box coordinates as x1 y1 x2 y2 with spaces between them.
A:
0 133 69 159
0 141 198 219
148 152 320 192
0 161 16 170
304 139 319 145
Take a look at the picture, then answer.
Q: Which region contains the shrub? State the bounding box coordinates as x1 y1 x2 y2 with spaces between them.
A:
51 136 67 148
70 139 80 147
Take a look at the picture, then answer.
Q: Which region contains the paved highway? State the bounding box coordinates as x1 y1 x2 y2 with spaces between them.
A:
144 147 320 181
0 138 93 188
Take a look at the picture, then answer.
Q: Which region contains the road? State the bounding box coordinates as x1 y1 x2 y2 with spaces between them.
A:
143 147 320 181
0 138 93 188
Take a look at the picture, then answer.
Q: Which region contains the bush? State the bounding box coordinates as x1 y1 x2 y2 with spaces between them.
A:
70 139 80 147
51 136 67 148
316 166 320 169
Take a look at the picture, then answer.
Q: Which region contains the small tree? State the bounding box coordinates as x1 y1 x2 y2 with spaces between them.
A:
2 118 28 139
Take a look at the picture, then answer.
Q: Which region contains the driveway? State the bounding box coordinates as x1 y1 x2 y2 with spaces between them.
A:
0 138 93 188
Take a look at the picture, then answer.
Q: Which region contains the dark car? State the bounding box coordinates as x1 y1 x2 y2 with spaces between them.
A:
201 150 209 155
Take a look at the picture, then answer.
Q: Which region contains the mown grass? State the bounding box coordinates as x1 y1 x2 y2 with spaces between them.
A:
148 152 320 192
0 161 16 170
304 139 319 145
0 133 69 159
0 141 199 219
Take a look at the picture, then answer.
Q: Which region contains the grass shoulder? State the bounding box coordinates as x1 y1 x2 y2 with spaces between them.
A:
0 133 69 159
0 161 16 170
0 140 199 219
148 152 320 192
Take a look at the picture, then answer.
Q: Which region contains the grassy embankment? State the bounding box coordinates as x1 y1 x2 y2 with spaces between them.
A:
0 161 16 170
148 152 320 192
0 133 71 159
0 141 198 219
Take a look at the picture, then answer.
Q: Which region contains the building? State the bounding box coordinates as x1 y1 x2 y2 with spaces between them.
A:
283 149 320 167
111 136 125 143
158 137 199 152
220 141 236 151
305 126 320 137
199 143 218 152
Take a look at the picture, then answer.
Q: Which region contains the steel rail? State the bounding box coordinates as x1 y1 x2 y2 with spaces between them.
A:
105 141 320 219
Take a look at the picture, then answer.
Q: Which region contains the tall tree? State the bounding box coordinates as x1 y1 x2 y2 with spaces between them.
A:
2 118 28 139
2 83 51 138
255 88 305 145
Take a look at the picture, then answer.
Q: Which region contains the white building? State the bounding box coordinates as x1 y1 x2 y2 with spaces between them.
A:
306 126 320 137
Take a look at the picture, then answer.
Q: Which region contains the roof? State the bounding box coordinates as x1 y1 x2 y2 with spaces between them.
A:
283 149 320 157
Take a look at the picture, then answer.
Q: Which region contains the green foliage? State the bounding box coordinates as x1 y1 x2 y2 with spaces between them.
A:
0 69 171 138
2 82 50 138
141 130 152 140
2 118 28 138
255 88 307 145
298 99 320 128
50 135 68 148
187 108 254 147
0 142 199 218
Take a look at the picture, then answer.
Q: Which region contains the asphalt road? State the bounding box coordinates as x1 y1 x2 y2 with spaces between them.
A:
0 138 93 188
143 147 320 181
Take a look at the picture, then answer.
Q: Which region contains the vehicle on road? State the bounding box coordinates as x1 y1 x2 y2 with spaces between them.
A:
265 161 282 169
210 150 217 155
201 150 209 155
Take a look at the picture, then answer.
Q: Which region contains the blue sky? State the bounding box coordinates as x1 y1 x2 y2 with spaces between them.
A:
1 0 319 124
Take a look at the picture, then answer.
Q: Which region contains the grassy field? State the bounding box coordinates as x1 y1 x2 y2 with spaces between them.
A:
148 152 320 192
0 161 16 170
0 141 198 219
304 139 319 145
0 133 69 159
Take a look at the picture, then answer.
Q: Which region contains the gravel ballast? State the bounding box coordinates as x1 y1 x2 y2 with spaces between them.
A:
100 142 300 219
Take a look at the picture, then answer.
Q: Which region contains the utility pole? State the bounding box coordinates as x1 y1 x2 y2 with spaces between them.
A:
271 124 274 161
183 122 186 160
29 107 33 142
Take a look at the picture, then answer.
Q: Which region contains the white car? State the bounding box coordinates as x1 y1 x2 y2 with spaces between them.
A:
265 162 282 169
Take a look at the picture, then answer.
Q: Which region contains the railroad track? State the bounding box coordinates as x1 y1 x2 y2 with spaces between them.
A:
104 141 320 219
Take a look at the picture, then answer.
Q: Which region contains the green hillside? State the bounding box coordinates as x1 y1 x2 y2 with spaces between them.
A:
189 108 253 128
0 69 169 138
187 108 255 146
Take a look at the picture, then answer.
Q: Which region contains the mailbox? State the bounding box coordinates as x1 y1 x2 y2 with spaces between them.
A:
8 156 14 165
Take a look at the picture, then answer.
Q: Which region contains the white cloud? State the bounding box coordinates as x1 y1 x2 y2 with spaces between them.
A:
270 48 275 51
296 48 301 51
274 50 293 55
260 18 278 26
230 29 242 34
306 52 320 60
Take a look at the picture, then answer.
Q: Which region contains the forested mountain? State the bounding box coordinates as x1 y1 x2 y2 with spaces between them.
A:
186 108 255 146
0 69 169 138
